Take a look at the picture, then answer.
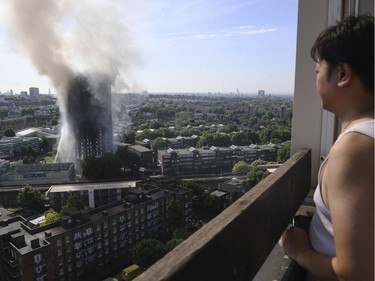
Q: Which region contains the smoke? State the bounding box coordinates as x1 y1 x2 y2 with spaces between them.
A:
6 0 141 163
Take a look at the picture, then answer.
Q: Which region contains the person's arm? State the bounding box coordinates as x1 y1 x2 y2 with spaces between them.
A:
279 226 339 281
279 132 374 281
324 132 374 281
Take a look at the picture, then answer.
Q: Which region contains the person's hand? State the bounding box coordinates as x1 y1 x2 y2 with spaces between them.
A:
279 226 311 262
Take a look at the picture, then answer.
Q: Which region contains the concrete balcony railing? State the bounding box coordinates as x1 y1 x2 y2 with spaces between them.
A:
135 148 311 281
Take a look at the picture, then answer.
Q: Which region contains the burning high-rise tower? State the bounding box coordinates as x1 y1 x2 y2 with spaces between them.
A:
7 0 140 164
65 74 113 161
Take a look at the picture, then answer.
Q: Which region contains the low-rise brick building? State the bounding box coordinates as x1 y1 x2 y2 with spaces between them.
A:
0 180 192 281
157 144 279 177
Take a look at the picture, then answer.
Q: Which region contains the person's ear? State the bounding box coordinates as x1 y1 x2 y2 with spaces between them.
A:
337 63 352 86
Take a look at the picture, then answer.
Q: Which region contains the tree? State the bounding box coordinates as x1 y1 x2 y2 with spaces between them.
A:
203 195 223 214
172 228 190 240
22 156 30 164
197 132 215 147
259 125 291 144
212 106 225 114
175 111 192 126
3 128 15 137
222 112 239 124
40 136 49 152
277 141 291 163
50 119 58 126
230 132 249 146
232 161 250 175
17 185 44 212
243 129 260 144
250 159 268 168
212 133 231 147
149 120 165 129
21 144 38 158
184 181 203 194
123 131 136 144
41 209 62 226
167 199 183 228
230 189 242 204
133 239 167 268
217 124 239 134
247 170 269 187
142 129 163 141
21 108 35 116
62 194 85 211
165 239 184 252
81 153 123 180
151 137 168 151
81 156 98 179
159 127 176 138
0 109 8 120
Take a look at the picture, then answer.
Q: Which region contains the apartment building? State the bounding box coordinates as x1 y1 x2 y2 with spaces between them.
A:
1 162 75 186
29 87 40 97
0 216 54 281
0 181 192 281
127 145 155 168
157 144 278 176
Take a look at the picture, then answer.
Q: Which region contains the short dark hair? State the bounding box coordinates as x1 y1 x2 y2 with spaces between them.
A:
311 13 374 94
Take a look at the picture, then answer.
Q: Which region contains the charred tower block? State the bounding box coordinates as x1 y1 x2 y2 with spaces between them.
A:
66 74 113 160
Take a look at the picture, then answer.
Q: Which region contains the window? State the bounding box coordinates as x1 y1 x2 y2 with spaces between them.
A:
56 239 62 247
34 254 42 264
35 266 43 275
119 215 125 222
59 268 64 276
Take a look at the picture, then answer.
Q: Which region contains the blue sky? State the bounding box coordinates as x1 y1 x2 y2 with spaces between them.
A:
0 0 298 94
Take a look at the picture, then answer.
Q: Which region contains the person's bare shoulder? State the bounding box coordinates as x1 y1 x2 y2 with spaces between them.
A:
328 131 373 192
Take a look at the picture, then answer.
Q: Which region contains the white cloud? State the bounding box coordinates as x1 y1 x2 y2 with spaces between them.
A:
164 25 278 41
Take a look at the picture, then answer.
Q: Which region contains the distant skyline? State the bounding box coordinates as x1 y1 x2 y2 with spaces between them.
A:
0 0 298 95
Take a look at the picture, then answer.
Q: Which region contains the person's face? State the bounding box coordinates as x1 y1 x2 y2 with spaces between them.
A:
314 59 338 111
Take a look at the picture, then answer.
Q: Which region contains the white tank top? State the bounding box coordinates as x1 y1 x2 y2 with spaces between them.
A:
307 120 374 281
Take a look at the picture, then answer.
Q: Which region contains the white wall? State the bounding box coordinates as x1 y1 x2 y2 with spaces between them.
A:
292 0 328 186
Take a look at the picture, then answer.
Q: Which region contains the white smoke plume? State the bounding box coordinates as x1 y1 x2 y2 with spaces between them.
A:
6 0 141 163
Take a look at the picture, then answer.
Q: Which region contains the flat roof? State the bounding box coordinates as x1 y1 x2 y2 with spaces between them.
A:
47 181 139 193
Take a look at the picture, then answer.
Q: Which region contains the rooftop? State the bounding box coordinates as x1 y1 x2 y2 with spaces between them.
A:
47 180 139 193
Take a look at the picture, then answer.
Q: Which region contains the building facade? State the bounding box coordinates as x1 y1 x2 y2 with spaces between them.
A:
65 75 114 161
127 145 155 168
157 144 278 177
1 162 75 187
29 87 40 97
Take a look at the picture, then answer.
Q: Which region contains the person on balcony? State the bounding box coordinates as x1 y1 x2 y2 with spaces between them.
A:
279 13 374 281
